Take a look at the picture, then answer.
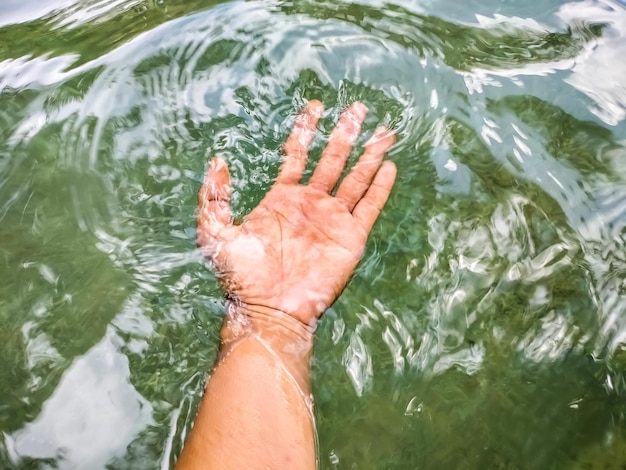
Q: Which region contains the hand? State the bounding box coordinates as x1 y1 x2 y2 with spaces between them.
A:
197 101 396 327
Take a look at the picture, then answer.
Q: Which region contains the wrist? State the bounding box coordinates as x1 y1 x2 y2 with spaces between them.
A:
248 294 326 328
221 300 315 341
219 300 316 392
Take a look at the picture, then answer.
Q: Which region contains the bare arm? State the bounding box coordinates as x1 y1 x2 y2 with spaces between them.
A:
176 101 396 470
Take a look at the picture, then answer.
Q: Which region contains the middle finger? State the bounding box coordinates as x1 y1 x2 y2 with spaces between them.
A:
308 102 367 193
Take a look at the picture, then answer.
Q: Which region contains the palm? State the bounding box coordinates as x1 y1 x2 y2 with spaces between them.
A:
216 185 365 324
198 101 396 326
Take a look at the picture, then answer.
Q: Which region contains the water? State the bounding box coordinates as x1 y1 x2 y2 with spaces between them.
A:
1 0 626 468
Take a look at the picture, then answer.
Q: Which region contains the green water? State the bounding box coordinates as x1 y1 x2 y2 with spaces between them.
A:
2 0 626 468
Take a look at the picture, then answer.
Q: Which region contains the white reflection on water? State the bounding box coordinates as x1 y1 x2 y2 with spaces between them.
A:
53 0 143 30
0 0 79 27
0 0 144 29
344 310 375 397
7 329 153 469
560 0 626 126
518 310 583 362
460 0 626 128
0 55 79 92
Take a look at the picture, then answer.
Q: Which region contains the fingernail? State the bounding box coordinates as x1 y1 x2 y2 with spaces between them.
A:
365 126 395 146
349 102 368 120
307 100 324 118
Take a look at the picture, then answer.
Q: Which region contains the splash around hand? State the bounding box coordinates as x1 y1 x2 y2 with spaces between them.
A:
197 101 396 327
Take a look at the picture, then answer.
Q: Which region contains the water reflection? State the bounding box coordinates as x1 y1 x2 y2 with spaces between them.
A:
1 0 626 468
561 0 626 126
0 0 79 27
7 331 153 468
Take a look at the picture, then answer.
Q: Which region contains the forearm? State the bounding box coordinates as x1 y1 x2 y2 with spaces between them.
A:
176 303 317 470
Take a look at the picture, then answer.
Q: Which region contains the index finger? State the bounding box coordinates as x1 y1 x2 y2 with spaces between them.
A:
276 100 324 185
352 161 397 234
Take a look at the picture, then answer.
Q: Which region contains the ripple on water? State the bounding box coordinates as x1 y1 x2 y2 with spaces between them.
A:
1 0 626 468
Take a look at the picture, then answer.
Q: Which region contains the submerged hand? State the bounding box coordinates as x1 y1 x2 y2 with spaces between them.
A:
197 101 396 326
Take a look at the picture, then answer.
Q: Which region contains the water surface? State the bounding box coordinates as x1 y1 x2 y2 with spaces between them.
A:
1 0 626 468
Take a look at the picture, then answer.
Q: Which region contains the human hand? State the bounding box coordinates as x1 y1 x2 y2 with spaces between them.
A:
197 101 396 327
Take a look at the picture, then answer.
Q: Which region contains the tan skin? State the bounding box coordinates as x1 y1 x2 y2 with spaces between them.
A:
177 100 396 470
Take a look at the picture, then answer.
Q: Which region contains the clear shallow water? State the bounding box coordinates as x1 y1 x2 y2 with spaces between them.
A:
1 0 626 468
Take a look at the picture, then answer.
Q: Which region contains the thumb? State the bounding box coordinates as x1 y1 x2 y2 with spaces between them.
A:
197 156 233 256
